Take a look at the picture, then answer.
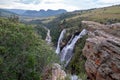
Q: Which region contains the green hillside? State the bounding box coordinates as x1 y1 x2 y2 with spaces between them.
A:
66 5 120 24
57 5 120 23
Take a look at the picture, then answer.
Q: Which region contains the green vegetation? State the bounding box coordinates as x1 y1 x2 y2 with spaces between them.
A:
0 18 58 80
8 15 19 23
35 25 47 40
21 19 48 40
46 19 62 45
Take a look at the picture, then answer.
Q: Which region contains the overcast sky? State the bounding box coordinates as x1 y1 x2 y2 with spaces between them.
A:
0 0 120 11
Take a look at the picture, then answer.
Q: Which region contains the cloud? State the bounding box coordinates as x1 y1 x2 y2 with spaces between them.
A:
17 0 41 4
42 0 64 3
97 0 120 4
0 0 119 11
0 0 19 4
17 1 78 11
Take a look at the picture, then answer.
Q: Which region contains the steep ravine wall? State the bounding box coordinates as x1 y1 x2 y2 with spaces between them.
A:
82 21 120 80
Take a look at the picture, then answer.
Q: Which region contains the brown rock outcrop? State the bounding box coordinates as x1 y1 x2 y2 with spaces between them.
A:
42 63 66 80
82 21 120 80
52 63 66 80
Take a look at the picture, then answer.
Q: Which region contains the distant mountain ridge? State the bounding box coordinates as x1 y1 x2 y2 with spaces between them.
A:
7 9 26 15
22 9 67 17
0 9 18 17
1 9 67 17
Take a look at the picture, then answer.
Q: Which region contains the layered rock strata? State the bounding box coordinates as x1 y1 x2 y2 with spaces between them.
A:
82 21 120 80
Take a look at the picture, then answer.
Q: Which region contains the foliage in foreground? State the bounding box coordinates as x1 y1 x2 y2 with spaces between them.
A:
0 18 58 80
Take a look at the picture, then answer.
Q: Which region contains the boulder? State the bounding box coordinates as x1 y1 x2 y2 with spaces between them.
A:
52 63 66 80
42 63 66 80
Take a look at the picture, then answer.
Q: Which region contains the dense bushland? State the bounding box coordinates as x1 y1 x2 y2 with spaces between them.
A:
0 18 58 80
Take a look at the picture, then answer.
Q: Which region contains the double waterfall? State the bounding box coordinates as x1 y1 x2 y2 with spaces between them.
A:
56 29 87 66
45 28 87 66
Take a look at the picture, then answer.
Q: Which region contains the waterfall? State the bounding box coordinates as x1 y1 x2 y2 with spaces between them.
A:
60 29 87 66
71 75 79 80
45 29 52 44
56 29 66 54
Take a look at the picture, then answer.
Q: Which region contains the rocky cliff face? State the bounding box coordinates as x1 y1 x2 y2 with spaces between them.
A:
82 21 120 80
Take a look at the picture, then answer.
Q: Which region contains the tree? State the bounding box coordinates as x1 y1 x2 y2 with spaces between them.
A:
8 15 19 23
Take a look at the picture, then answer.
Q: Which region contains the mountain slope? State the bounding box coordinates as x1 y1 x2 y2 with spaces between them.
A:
65 5 120 24
7 9 26 15
4 9 67 17
0 9 18 17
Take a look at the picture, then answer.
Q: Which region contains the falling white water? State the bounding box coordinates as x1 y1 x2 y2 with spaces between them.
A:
71 75 78 80
71 75 82 80
56 29 66 54
60 29 87 66
45 29 52 44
